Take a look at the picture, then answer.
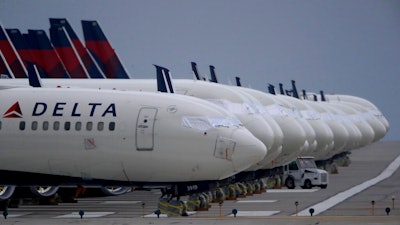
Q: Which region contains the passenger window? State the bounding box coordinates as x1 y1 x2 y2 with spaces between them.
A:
98 122 104 131
109 122 115 131
64 122 71 131
53 121 60 130
86 122 93 131
75 122 82 131
19 121 26 130
43 121 49 130
31 121 38 130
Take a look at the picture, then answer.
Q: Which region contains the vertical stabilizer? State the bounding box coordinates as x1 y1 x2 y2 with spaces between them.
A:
320 90 326 102
291 80 299 98
0 50 13 78
302 89 308 100
268 84 276 95
82 20 129 79
155 65 174 93
50 18 105 78
235 76 242 87
209 65 218 83
279 83 285 95
7 28 44 77
26 29 70 78
191 62 202 80
50 26 89 78
0 24 27 77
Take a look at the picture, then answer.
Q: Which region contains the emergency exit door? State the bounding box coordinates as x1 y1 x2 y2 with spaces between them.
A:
136 107 157 150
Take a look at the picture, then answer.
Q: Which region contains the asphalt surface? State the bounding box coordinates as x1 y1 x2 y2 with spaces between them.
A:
1 141 400 225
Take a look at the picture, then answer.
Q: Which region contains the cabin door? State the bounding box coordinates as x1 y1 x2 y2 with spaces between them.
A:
136 107 158 150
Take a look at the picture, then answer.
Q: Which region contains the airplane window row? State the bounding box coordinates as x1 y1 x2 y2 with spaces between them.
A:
17 121 116 131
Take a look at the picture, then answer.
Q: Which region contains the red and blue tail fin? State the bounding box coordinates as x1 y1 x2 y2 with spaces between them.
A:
82 20 130 79
25 29 70 78
0 24 27 78
6 28 41 77
0 50 12 78
49 18 105 78
49 26 89 78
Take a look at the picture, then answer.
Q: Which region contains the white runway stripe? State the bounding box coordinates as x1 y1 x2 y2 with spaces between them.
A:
2 213 31 218
54 211 114 218
267 189 318 193
101 200 141 204
296 154 400 216
228 211 280 217
236 200 277 203
144 211 196 218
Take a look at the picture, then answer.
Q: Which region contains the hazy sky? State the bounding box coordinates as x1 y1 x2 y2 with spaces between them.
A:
1 0 399 140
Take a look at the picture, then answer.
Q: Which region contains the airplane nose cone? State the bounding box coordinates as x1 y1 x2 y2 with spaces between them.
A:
230 128 267 172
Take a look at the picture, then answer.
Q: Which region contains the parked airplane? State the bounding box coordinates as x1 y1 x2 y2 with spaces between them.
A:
0 18 389 186
0 74 267 201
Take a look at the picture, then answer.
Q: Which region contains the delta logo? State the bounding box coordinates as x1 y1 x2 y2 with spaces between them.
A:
3 102 23 118
3 101 117 118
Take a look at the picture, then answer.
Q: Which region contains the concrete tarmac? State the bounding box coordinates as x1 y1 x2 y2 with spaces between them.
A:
2 141 400 225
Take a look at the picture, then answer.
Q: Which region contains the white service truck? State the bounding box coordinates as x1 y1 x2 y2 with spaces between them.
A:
282 157 328 189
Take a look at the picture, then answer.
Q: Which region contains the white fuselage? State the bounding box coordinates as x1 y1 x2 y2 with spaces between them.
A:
4 79 280 169
0 87 267 185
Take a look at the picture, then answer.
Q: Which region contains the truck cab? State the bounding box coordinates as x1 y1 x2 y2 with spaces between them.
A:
283 157 328 189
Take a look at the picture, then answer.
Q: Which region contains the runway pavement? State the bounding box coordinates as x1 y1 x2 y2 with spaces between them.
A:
2 141 400 225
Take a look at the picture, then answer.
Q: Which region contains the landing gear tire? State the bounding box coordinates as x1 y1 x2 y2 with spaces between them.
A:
285 177 295 189
30 186 59 198
0 185 15 201
301 180 312 189
101 186 131 196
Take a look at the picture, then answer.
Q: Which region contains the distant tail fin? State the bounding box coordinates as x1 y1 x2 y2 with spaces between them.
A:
268 84 276 95
209 65 218 83
279 83 284 95
50 18 105 78
155 65 174 93
191 62 202 80
302 90 308 100
26 29 70 78
0 24 27 78
320 90 326 102
82 20 129 79
235 76 241 87
291 80 299 99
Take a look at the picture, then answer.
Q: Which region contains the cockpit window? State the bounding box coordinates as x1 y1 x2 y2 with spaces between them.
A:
182 116 242 131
